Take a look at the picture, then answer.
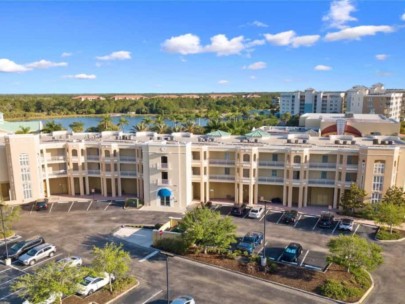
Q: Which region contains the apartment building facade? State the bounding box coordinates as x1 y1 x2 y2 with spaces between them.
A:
1 132 404 211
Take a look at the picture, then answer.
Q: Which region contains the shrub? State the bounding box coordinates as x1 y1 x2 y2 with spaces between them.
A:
205 201 213 208
267 260 278 273
319 280 362 301
111 276 136 294
376 227 403 240
351 269 372 289
154 238 189 255
226 250 238 260
154 223 163 230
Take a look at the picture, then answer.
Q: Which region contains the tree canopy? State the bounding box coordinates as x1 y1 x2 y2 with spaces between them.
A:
374 202 405 234
339 183 367 215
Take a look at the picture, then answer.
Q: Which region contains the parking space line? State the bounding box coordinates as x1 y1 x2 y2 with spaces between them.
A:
141 289 163 304
277 245 288 261
86 200 93 211
0 289 21 301
68 201 75 212
29 203 34 214
48 202 54 213
312 217 321 230
257 241 268 254
0 274 25 287
0 268 12 274
104 201 112 211
332 221 340 235
139 251 159 263
259 210 269 222
293 214 302 227
353 223 360 236
23 253 63 271
9 264 27 274
276 212 285 224
300 250 310 266
226 210 232 216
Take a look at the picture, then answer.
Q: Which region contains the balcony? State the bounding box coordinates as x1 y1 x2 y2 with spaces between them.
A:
209 159 235 166
258 177 284 184
309 163 337 169
103 157 117 162
120 171 137 177
308 179 335 186
345 164 358 171
209 175 235 181
119 156 136 162
258 161 284 168
45 170 67 177
157 163 170 170
86 155 100 161
157 179 171 186
41 156 66 163
87 170 101 175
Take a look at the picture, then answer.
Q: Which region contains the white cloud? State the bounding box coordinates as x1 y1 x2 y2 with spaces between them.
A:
291 35 321 47
401 12 405 21
246 39 266 47
61 52 72 58
243 61 267 70
204 34 245 56
325 25 394 41
64 73 96 79
0 58 30 73
26 60 67 69
96 51 131 61
218 80 229 85
162 34 202 55
251 20 268 28
314 65 332 71
264 31 320 48
323 0 357 29
375 54 388 61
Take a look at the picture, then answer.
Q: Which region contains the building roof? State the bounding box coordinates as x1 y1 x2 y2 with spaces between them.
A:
206 130 231 137
245 129 270 138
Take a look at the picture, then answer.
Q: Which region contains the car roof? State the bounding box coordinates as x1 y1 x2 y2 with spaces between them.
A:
287 242 302 248
32 243 52 250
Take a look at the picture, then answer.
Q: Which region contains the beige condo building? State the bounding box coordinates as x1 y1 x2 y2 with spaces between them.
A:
0 131 404 210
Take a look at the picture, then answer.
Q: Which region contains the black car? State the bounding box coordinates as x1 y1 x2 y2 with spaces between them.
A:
34 201 48 211
318 212 335 228
280 243 303 262
231 203 248 216
5 236 45 260
271 198 282 204
282 210 299 224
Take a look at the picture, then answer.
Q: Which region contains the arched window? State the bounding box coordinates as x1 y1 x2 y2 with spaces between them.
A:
293 155 301 164
105 150 110 157
243 154 250 162
71 149 78 157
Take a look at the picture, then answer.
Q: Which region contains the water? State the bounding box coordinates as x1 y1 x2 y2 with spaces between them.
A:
26 116 208 133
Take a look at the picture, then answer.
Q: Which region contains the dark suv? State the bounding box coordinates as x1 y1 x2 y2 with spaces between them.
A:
318 212 335 228
282 210 299 224
231 203 248 217
5 236 45 260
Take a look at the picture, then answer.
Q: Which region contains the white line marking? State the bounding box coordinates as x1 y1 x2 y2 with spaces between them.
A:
276 212 285 224
48 202 54 213
104 201 112 211
353 223 360 236
257 241 268 255
0 289 22 300
29 203 34 214
141 289 163 304
277 246 288 261
226 210 232 216
23 253 63 271
68 201 75 213
0 268 11 274
86 200 93 211
0 274 24 287
300 250 310 266
293 214 302 227
259 210 269 222
139 251 159 263
312 217 321 230
8 264 27 274
332 221 340 235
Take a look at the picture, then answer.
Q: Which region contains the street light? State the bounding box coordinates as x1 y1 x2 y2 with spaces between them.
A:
91 188 95 202
161 251 174 304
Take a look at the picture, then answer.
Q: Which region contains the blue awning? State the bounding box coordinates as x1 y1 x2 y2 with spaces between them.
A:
158 188 172 197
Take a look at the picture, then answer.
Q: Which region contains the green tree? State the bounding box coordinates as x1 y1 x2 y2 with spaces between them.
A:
327 235 383 273
12 261 85 304
69 121 84 133
117 116 129 132
152 122 168 134
280 112 291 124
41 120 65 133
339 183 367 215
179 208 236 254
374 202 405 234
0 198 20 238
15 126 31 134
131 121 148 133
91 242 131 293
98 115 119 132
381 186 405 206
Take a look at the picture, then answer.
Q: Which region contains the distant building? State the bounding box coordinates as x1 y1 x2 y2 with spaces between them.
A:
72 95 105 101
113 95 147 101
209 94 235 99
181 94 200 99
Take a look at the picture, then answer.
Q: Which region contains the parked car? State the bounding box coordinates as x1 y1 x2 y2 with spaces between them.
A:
34 201 48 211
338 218 355 231
171 295 196 304
318 212 335 228
18 243 56 266
282 210 299 224
248 206 264 219
280 243 303 262
231 203 248 216
77 272 115 296
5 236 45 260
237 231 264 254
271 197 282 204
23 292 62 304
57 256 83 268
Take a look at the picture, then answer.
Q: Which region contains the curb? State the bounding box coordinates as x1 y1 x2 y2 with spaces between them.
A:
105 279 140 304
176 255 343 304
350 270 374 304
375 237 405 243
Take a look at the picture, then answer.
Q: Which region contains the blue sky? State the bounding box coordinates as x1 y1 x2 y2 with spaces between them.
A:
0 0 404 93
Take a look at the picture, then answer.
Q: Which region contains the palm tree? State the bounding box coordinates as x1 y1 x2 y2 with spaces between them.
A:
117 116 129 132
98 115 118 131
152 122 168 134
131 122 148 133
15 126 31 134
142 117 153 127
69 122 84 133
41 121 65 133
183 120 196 133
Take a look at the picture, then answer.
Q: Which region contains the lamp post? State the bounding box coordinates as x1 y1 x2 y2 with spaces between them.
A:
91 188 95 202
161 251 174 304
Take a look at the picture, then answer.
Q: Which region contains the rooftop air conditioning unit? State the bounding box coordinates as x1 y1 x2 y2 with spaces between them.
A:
303 139 307 144
287 139 292 144
373 139 379 145
351 140 356 145
334 140 340 144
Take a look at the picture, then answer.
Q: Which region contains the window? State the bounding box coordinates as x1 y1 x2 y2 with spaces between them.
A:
272 170 277 177
243 154 250 162
272 154 278 162
293 155 301 164
321 171 327 179
322 155 328 163
372 176 384 192
224 168 230 175
243 169 249 178
20 154 32 199
160 196 171 206
373 161 385 174
371 162 385 203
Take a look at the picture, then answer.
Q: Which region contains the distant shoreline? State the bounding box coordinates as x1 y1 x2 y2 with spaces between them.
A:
6 113 157 122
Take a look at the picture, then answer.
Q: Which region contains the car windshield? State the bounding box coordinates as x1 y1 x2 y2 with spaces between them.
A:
10 241 25 253
285 247 297 254
342 219 352 224
243 236 255 243
26 248 37 256
80 277 93 286
37 202 46 206
251 209 258 213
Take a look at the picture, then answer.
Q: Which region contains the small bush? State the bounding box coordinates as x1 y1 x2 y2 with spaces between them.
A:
319 279 362 301
154 238 188 255
154 223 163 230
376 227 403 240
243 251 249 257
351 269 372 289
206 201 213 208
267 260 278 273
112 276 136 294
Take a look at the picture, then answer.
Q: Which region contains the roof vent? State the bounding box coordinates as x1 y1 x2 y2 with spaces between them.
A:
373 139 380 145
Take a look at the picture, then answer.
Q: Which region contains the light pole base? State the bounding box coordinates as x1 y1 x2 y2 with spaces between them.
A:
261 257 267 267
4 258 11 266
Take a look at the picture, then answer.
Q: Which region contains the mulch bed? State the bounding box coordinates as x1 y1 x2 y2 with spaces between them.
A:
187 253 365 301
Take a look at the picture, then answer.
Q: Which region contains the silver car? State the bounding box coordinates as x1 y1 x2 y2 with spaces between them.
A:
18 243 56 266
171 296 195 304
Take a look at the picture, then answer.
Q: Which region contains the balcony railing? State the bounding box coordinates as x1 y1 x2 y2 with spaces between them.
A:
158 179 171 185
119 156 136 162
209 159 235 165
309 163 337 169
87 170 101 175
45 170 67 177
120 171 137 177
158 163 169 170
308 179 335 185
258 177 284 183
345 164 358 170
86 155 100 161
258 161 284 167
42 156 66 162
209 175 235 181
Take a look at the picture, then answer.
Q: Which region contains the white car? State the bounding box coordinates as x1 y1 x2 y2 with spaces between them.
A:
248 206 265 219
338 218 355 231
18 243 56 266
23 292 62 304
77 272 115 296
57 256 83 268
171 295 196 304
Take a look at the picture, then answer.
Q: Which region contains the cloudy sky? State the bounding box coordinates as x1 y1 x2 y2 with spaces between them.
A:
0 0 404 93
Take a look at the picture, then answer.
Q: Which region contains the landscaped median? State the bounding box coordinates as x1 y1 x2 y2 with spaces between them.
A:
375 227 405 241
